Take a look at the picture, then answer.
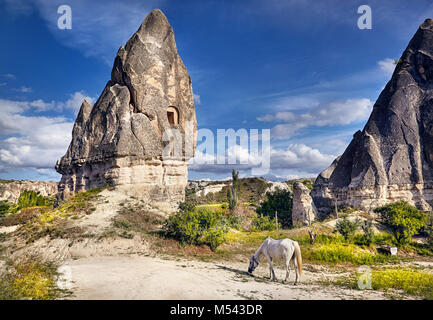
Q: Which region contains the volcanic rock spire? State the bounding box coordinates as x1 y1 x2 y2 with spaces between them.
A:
313 18 433 213
56 9 197 212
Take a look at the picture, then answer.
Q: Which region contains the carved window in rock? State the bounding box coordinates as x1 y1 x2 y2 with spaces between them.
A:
167 106 179 126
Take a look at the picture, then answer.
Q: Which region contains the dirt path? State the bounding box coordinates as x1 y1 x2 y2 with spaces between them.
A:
60 255 393 300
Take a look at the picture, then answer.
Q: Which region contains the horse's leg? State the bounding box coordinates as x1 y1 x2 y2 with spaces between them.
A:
284 259 290 283
292 256 298 285
266 256 275 281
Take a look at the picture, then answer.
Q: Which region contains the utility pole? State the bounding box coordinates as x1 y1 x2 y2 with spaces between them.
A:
275 211 278 230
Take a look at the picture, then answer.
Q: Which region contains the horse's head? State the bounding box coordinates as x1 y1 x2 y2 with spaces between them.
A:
248 255 259 273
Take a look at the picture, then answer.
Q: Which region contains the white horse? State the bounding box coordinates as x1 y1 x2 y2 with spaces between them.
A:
248 237 302 285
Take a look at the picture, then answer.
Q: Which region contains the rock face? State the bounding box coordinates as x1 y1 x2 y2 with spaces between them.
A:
313 19 433 213
56 9 197 212
0 180 58 203
187 181 229 197
292 182 317 226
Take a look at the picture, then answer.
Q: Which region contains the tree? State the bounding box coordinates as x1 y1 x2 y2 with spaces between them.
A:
256 189 292 228
227 169 240 210
374 201 427 246
360 218 374 246
335 216 360 242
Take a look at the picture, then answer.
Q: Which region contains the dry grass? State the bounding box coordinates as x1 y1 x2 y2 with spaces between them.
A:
0 256 67 300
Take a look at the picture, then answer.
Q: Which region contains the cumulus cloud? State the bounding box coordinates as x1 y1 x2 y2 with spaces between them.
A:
189 143 334 178
57 91 95 114
378 58 397 77
0 92 94 175
258 98 373 139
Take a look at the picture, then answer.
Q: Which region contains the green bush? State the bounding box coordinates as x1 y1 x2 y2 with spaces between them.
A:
357 218 374 246
335 217 360 242
251 215 280 231
0 201 10 217
8 190 53 214
178 201 196 213
374 201 428 246
256 189 292 228
162 208 229 251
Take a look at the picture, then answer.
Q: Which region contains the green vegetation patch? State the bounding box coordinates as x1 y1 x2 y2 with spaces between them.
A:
304 243 391 265
374 201 428 246
341 268 433 300
371 268 433 299
18 187 104 242
0 258 66 300
163 207 232 251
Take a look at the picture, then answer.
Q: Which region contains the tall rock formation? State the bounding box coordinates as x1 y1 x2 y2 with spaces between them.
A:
56 9 197 212
313 19 433 213
292 182 317 226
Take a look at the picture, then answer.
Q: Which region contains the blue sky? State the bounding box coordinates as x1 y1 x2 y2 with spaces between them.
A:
0 0 432 181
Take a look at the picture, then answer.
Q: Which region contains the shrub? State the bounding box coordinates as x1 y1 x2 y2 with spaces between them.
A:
335 217 360 242
16 190 52 209
178 201 196 213
374 201 428 246
256 189 292 228
0 201 10 217
251 214 280 231
162 208 229 251
358 218 375 246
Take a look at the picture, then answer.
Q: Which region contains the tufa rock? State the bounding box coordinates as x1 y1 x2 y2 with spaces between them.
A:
313 19 433 213
56 9 197 213
292 182 317 226
0 180 58 203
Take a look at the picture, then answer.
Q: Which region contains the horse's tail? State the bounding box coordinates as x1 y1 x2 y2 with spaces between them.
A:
294 242 302 276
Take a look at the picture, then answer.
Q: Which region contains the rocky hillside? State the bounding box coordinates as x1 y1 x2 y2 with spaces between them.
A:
0 180 57 203
313 19 433 214
187 177 314 204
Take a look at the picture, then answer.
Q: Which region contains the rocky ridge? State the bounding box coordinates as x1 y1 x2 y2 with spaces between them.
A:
313 19 433 213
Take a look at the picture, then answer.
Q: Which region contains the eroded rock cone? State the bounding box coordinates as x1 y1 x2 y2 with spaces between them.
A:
56 9 197 213
313 19 433 213
292 182 317 226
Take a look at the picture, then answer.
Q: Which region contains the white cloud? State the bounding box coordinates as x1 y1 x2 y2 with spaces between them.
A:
189 143 334 178
0 93 95 174
378 58 397 77
258 98 373 139
58 91 95 115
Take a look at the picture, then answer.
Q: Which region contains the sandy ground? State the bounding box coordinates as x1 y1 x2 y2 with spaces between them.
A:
60 255 394 300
